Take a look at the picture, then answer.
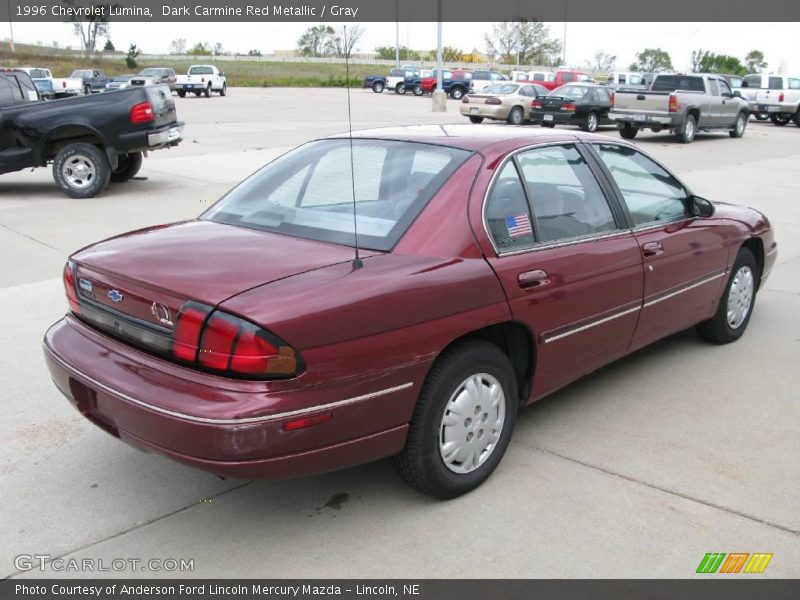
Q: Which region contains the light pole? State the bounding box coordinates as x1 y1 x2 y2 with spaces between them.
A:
432 0 446 112
7 0 15 52
395 0 400 68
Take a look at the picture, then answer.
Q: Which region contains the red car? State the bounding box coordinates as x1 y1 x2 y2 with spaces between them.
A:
44 126 777 498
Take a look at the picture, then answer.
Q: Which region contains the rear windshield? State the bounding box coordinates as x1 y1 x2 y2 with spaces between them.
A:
742 75 762 88
651 76 705 92
550 85 590 99
189 66 214 75
484 83 519 94
203 139 472 252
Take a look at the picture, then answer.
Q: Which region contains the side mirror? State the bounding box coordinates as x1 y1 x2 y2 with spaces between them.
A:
732 90 741 97
220 72 225 77
690 195 714 218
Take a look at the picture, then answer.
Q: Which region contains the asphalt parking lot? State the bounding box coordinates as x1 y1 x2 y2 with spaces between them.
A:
1 87 798 579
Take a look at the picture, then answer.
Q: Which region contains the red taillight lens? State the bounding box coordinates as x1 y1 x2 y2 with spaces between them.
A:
201 77 205 83
198 314 239 370
610 91 615 106
62 81 67 88
63 262 81 314
562 103 576 112
668 93 678 113
485 97 501 105
172 305 209 362
531 100 542 109
130 101 154 124
779 92 785 102
283 413 333 432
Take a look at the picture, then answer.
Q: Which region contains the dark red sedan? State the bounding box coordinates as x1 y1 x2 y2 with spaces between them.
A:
44 126 777 498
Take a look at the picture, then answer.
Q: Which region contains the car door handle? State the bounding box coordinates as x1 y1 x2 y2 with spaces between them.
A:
518 269 550 289
642 242 664 257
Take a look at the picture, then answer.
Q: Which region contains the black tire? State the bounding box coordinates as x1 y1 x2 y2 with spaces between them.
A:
394 341 518 499
468 116 484 124
395 83 405 95
676 113 697 143
110 152 143 183
219 83 227 96
580 110 599 132
619 124 638 139
770 114 790 126
754 112 769 121
177 90 186 98
84 85 92 96
413 84 424 96
697 248 758 345
507 106 524 125
194 91 201 97
450 86 465 100
793 111 800 127
52 142 111 199
729 112 747 138
204 84 211 98
372 81 384 93
540 122 556 128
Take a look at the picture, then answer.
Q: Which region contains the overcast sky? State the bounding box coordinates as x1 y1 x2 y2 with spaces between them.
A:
2 21 798 73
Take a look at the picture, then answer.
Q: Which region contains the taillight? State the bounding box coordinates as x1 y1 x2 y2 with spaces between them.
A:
62 81 67 88
130 101 154 124
485 97 501 105
63 262 81 314
172 303 301 379
561 103 576 112
531 100 542 109
779 92 784 102
668 93 679 113
283 413 333 431
610 91 615 106
201 77 205 83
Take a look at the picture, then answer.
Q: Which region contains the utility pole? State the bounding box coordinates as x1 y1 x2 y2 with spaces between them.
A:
395 0 400 68
7 0 15 52
432 0 445 111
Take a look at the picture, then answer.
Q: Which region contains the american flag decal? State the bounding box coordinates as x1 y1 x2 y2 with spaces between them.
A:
505 213 532 238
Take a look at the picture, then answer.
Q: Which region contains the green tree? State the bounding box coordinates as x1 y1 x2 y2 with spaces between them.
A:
125 44 140 69
629 48 673 73
484 20 561 65
103 39 115 52
375 45 420 61
169 38 187 54
696 52 746 75
327 26 365 59
247 49 262 57
441 46 464 62
744 50 768 73
188 42 212 55
297 25 335 57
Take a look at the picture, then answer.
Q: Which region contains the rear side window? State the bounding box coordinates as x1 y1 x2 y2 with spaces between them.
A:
629 74 644 85
0 78 17 105
533 73 545 81
651 76 705 92
390 69 403 77
484 161 535 252
517 145 617 243
203 139 472 252
561 73 575 83
788 78 800 90
618 74 626 83
594 144 687 226
596 87 611 102
728 77 743 88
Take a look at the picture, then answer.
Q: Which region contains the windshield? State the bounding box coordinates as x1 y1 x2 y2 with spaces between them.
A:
71 70 92 78
484 83 519 95
202 139 472 252
138 69 163 77
550 85 590 99
189 66 214 75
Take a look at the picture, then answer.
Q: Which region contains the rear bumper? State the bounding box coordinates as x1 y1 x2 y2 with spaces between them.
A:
460 104 509 119
43 316 420 479
608 111 674 126
147 123 184 147
530 110 581 125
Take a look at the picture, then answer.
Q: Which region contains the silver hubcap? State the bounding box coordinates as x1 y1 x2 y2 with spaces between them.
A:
737 116 745 134
512 110 521 123
588 114 597 130
726 266 754 329
685 119 694 139
439 373 506 475
62 155 96 189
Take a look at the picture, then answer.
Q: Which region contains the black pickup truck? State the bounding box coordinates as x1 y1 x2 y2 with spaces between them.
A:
0 69 184 198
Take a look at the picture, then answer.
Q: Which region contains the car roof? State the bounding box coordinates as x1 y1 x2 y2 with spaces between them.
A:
328 125 618 154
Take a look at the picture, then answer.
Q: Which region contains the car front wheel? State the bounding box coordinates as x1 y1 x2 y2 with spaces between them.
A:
619 124 638 139
581 111 599 132
372 81 384 93
729 112 747 138
394 341 517 499
676 114 696 143
450 87 464 100
53 143 111 199
219 83 227 96
697 248 758 344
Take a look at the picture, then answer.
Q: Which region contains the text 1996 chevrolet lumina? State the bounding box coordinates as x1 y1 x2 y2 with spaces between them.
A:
44 126 776 498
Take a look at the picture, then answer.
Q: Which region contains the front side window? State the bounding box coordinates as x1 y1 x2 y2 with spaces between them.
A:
709 79 720 96
594 144 688 226
484 162 535 252
203 140 471 252
561 73 575 83
719 80 733 96
517 145 617 243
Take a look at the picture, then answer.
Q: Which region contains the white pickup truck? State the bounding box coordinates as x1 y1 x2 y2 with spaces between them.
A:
742 73 800 127
16 67 82 100
175 65 227 98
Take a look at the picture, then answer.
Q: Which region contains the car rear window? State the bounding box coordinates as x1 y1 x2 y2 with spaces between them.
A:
484 83 519 94
551 85 590 99
651 76 705 92
203 139 472 252
742 75 762 88
189 66 214 75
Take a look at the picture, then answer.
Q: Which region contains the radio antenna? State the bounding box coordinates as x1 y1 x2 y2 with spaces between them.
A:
344 26 363 270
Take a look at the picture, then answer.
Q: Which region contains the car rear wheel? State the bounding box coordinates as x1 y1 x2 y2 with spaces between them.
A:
729 112 747 138
413 85 424 96
395 83 406 95
450 87 465 100
110 152 143 183
194 91 201 97
507 106 524 125
697 248 758 344
676 114 696 143
394 341 517 499
468 116 484 124
372 81 384 93
540 122 556 128
53 143 111 199
770 114 790 126
581 111 599 132
619 124 638 139
204 84 211 98
177 90 186 98
793 111 800 127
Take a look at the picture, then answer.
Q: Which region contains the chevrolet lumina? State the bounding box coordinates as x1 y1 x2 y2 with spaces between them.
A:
44 126 776 498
